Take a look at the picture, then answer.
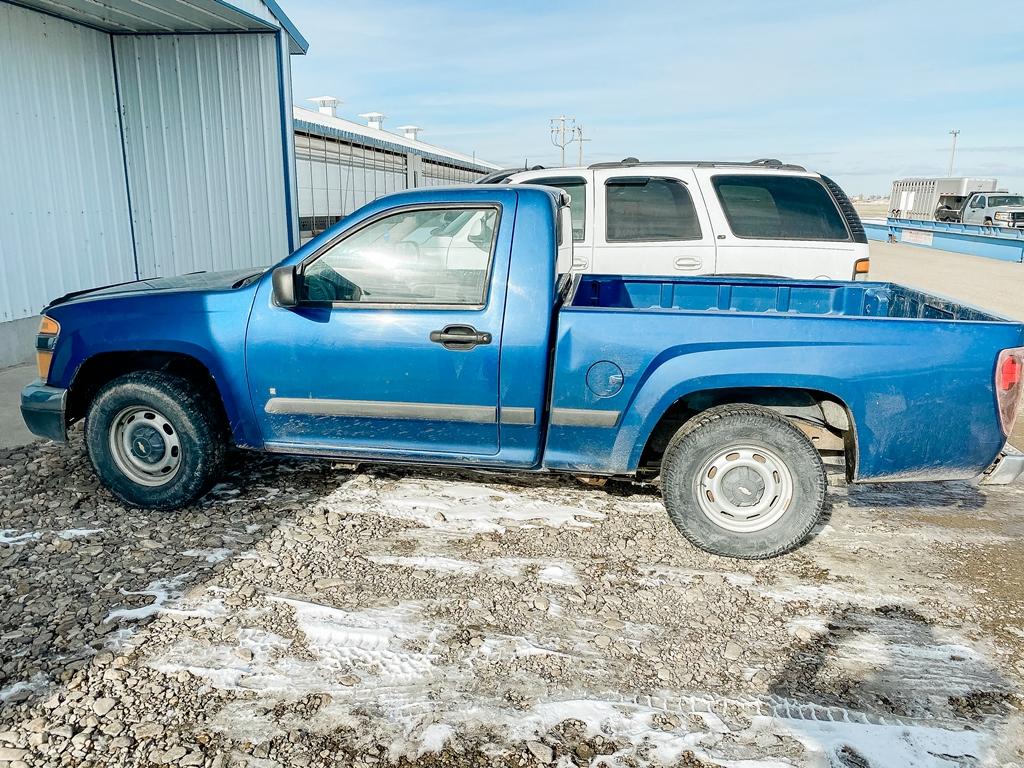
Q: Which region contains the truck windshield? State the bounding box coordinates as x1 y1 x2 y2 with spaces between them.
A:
988 196 1024 206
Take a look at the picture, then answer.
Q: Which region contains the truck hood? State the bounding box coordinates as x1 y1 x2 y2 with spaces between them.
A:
46 268 267 309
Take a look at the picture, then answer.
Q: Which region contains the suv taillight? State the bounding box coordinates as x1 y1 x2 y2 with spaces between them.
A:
996 347 1024 435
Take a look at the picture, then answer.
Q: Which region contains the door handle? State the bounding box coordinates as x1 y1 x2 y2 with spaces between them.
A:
429 324 492 350
674 256 702 270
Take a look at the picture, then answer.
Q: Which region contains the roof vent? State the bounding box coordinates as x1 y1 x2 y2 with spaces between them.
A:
359 112 387 130
397 125 422 141
308 96 340 118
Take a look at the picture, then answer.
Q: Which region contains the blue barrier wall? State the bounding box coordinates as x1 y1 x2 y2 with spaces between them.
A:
863 218 1024 264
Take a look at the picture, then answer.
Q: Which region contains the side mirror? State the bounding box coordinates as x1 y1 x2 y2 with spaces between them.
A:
272 265 301 307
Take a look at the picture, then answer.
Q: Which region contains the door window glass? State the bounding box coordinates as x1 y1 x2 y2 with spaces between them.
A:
532 177 586 241
605 177 701 242
713 175 849 240
302 207 498 305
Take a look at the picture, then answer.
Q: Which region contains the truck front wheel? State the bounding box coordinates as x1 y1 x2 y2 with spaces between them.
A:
84 371 226 509
661 404 826 559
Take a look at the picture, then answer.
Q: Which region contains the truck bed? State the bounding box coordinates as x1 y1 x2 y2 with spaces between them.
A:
570 275 1005 323
549 273 1024 482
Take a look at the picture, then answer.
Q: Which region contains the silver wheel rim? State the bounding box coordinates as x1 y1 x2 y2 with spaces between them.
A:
108 406 182 487
693 444 794 533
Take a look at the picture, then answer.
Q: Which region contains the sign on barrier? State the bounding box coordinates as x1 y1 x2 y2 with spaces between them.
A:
902 230 934 246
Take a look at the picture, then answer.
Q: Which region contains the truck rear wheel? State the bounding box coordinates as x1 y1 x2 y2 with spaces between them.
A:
84 371 226 509
661 404 826 559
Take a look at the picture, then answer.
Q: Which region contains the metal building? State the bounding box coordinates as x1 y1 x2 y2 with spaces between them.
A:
0 0 306 367
293 99 500 242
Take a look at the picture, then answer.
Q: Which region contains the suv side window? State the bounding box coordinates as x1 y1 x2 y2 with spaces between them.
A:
302 206 499 305
973 196 986 208
713 175 850 241
532 177 586 242
605 177 701 242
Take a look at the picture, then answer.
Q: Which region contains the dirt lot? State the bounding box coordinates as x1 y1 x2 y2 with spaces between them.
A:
2 433 1023 768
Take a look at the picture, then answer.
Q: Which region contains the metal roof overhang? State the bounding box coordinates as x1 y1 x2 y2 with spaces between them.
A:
10 0 308 53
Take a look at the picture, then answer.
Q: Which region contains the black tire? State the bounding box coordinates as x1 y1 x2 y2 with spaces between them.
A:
661 404 826 559
84 370 226 509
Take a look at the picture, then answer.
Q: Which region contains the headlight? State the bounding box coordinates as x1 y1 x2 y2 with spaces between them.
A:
994 211 1010 221
36 316 59 380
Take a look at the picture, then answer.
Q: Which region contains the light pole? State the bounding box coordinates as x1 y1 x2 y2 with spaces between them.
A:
550 116 577 167
948 130 960 177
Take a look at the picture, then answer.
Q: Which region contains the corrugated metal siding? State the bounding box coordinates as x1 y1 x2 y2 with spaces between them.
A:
0 4 136 323
114 33 289 278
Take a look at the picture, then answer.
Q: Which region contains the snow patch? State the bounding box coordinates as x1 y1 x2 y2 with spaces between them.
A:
325 477 604 535
537 564 579 586
56 528 103 539
778 717 986 768
367 555 480 575
105 574 190 623
0 672 50 702
0 529 42 545
417 723 455 755
183 548 234 564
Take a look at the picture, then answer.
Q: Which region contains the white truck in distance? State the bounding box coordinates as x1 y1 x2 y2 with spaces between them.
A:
939 191 1024 228
479 159 870 281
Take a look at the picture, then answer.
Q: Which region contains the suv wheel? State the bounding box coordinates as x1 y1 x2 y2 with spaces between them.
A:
661 404 826 559
85 371 226 509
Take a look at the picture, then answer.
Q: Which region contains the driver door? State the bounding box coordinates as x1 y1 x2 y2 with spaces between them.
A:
963 196 985 225
246 203 509 458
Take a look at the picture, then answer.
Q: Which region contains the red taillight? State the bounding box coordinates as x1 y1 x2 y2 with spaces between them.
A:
995 348 1024 435
999 354 1021 391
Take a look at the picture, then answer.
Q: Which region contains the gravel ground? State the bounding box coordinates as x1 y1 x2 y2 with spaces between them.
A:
2 433 1023 767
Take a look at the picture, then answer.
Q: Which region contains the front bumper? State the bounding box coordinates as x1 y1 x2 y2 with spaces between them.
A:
20 380 68 443
978 444 1024 485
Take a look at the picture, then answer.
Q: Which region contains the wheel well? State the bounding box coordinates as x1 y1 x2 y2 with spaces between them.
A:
66 352 230 441
637 387 856 479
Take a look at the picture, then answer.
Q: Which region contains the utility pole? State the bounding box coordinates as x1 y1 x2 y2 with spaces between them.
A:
550 116 577 167
574 124 592 166
947 129 960 177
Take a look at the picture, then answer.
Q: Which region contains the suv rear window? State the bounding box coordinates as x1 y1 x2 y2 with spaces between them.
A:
712 175 849 241
605 177 701 242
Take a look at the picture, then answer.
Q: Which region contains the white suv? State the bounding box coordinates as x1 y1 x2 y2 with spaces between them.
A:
479 159 870 280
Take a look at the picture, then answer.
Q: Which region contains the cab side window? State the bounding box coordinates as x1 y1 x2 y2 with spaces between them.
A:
302 207 499 305
605 177 701 242
713 175 849 241
531 177 587 242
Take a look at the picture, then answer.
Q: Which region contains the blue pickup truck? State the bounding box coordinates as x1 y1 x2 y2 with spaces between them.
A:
20 186 1024 558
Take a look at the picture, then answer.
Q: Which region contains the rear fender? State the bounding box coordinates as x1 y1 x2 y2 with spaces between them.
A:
616 366 859 475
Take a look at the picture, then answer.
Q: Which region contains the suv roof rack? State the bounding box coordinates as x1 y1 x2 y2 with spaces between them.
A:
475 166 546 184
587 157 808 172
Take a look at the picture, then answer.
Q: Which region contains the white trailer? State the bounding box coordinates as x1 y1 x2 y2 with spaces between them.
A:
889 177 998 220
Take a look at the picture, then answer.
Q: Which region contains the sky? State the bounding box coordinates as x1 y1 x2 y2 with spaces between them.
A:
286 0 1024 196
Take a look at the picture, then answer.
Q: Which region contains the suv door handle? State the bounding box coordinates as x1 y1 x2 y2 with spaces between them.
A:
674 256 702 270
429 324 492 350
